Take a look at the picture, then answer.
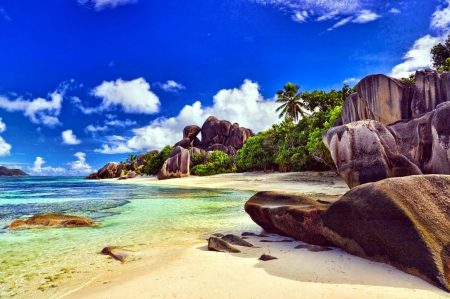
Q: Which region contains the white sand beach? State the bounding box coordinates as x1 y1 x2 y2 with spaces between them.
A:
60 172 450 299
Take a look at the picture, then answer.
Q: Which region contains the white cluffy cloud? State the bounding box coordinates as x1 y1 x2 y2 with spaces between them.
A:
388 8 401 14
73 78 160 115
0 91 63 126
62 129 81 145
95 79 280 154
68 152 93 174
28 157 66 175
391 0 450 78
155 80 186 94
0 118 11 156
77 0 137 11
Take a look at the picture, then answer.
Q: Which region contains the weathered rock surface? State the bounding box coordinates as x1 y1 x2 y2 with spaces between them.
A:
339 75 414 125
101 246 129 263
175 138 191 148
183 125 201 140
126 170 137 178
412 69 450 118
85 162 125 180
337 70 450 127
208 237 240 253
323 175 450 291
323 120 422 188
245 191 333 246
221 234 254 247
324 101 450 188
389 101 450 174
157 146 190 180
201 116 232 149
8 213 95 229
206 144 229 154
225 123 254 150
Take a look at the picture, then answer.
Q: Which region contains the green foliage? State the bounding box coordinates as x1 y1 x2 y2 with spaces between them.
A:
431 35 450 70
439 57 450 72
239 83 352 172
125 154 137 170
401 73 416 84
236 133 276 172
275 82 310 122
191 150 235 176
143 146 174 175
191 153 204 167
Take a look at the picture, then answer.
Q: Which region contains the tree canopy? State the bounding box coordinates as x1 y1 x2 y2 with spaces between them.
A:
275 82 309 122
431 35 450 70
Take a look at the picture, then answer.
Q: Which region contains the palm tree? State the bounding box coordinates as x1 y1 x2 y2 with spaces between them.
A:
275 82 310 122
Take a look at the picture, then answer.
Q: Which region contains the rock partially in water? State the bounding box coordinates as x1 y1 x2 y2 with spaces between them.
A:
208 237 240 253
259 254 277 261
323 175 450 292
8 213 95 229
221 234 254 247
101 246 129 263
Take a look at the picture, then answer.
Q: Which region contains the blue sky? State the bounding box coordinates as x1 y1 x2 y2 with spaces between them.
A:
0 0 449 175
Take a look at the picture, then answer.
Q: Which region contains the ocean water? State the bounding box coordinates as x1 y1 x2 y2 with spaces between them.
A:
0 177 258 298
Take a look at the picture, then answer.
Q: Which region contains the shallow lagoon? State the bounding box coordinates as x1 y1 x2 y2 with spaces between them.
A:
0 177 258 298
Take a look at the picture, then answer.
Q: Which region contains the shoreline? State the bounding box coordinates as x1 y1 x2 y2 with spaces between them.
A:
60 172 450 299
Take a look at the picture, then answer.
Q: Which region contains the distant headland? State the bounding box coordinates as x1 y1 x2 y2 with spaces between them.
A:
0 166 29 177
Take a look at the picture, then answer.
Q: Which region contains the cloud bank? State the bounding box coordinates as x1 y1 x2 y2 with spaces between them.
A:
28 157 66 175
154 80 186 94
95 79 280 153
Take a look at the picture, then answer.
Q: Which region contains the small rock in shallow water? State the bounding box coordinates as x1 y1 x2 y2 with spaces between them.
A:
101 246 129 263
208 237 240 253
295 244 332 252
221 234 254 247
259 254 277 261
212 233 224 237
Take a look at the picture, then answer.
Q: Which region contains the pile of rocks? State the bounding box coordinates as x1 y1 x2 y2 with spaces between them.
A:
158 116 254 180
324 69 450 188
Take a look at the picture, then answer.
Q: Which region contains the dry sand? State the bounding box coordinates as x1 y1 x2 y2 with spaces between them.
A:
60 172 450 299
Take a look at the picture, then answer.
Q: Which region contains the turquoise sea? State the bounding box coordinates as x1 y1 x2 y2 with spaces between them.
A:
0 176 258 298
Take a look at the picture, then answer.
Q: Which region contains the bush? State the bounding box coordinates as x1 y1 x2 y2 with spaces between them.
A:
191 151 235 176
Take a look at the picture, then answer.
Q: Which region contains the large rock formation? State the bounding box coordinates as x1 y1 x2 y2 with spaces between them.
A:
412 69 450 118
157 146 191 180
323 175 450 291
338 74 414 126
324 101 450 188
85 162 125 179
324 70 450 188
225 123 254 150
323 120 422 188
201 116 233 148
338 69 449 127
245 191 333 246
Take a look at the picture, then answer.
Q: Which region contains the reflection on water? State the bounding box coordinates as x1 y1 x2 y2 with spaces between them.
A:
0 177 258 298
